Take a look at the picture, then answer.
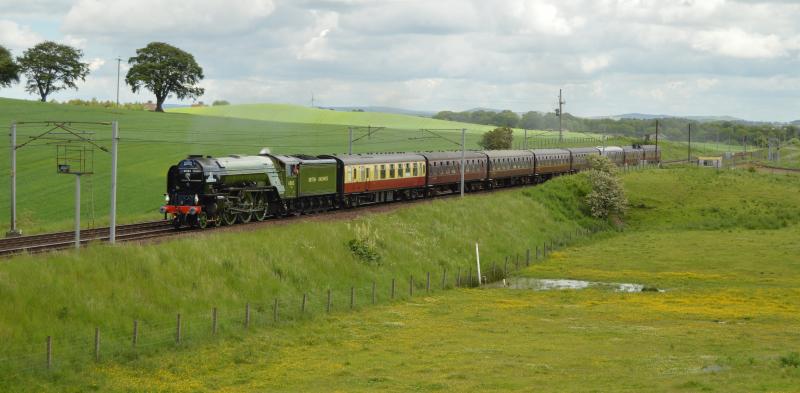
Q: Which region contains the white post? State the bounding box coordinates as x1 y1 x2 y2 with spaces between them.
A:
109 121 118 244
460 128 466 197
75 174 81 250
7 123 21 237
475 242 481 286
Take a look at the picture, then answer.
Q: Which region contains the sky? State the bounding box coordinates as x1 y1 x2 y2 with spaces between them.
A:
0 0 798 121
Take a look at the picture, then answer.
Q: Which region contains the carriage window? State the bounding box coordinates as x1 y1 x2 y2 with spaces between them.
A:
397 164 403 178
413 162 418 176
405 163 411 175
380 165 386 179
391 164 396 178
360 166 366 180
352 168 357 181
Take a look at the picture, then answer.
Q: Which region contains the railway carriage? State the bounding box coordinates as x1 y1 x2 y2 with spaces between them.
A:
324 153 427 206
421 151 488 193
622 146 645 166
642 145 660 163
598 146 625 166
566 147 601 172
531 148 571 177
484 150 535 186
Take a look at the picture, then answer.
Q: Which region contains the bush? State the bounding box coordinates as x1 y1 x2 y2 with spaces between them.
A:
587 155 618 175
478 127 513 150
780 352 800 368
212 100 230 106
347 239 381 265
789 138 800 146
585 169 627 219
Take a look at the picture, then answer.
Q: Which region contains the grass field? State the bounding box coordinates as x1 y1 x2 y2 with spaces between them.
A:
0 98 749 234
3 167 800 391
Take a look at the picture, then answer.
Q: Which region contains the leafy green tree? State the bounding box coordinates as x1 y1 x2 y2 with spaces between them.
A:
212 100 230 106
126 42 204 112
17 41 89 101
0 45 20 88
478 127 513 150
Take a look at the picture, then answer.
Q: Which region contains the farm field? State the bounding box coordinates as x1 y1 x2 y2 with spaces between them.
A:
3 167 800 391
0 98 747 233
82 228 800 392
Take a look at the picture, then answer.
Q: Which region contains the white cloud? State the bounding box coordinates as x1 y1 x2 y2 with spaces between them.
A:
691 28 787 59
62 0 275 37
87 57 105 71
504 0 582 36
580 55 612 74
0 20 43 51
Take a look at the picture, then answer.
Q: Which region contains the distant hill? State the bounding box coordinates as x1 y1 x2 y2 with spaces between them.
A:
608 113 745 122
325 106 435 117
792 120 800 126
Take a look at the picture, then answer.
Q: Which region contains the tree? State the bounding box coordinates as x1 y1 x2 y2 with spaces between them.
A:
17 41 89 101
212 100 230 106
0 45 20 88
126 42 204 112
478 127 513 150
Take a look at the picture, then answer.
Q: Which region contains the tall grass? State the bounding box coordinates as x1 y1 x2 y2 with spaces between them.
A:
0 174 600 383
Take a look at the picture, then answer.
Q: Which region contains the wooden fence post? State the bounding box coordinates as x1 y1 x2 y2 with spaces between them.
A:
456 268 461 287
409 275 414 297
515 254 519 269
536 246 540 261
273 298 279 323
327 289 332 313
94 327 100 362
46 336 52 369
175 313 182 344
504 259 508 277
301 293 307 314
212 307 218 335
372 281 376 305
526 248 531 266
426 272 431 294
441 267 447 289
132 320 138 347
350 286 355 309
245 303 250 329
391 278 396 299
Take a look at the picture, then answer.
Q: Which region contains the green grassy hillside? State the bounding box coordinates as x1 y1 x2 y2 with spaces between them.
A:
0 99 488 233
170 103 496 131
0 98 744 233
4 168 800 391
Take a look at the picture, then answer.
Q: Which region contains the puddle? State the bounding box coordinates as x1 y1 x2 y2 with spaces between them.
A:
490 277 661 293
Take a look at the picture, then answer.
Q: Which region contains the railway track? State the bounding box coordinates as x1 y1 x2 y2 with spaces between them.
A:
0 221 175 258
0 183 510 259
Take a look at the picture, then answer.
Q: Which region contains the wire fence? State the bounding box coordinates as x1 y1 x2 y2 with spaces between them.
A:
0 224 609 378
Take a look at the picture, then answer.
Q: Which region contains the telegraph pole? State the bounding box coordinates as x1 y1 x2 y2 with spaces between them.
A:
115 58 122 107
687 123 692 163
7 123 20 237
557 89 565 142
460 128 466 197
74 174 81 249
109 121 119 244
523 129 528 150
655 119 660 165
348 127 353 154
